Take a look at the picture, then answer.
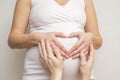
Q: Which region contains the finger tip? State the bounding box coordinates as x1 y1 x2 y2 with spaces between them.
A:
65 50 68 53
68 54 72 57
72 57 76 60
66 55 70 59
67 52 70 55
68 36 72 38
68 50 72 53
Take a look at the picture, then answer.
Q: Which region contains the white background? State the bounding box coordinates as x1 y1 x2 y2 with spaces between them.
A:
0 0 120 80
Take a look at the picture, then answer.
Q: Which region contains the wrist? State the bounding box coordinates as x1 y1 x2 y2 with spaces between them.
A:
50 70 63 80
81 74 90 80
86 32 102 49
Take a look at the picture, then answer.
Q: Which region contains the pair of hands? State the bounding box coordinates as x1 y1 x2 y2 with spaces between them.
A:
31 31 93 59
38 39 94 80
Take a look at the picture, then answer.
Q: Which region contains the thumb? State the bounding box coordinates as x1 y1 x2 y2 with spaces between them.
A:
52 32 66 38
68 32 81 38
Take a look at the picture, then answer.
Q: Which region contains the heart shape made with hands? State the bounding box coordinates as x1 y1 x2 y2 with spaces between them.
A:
56 32 82 53
54 32 90 59
57 37 79 52
55 37 78 59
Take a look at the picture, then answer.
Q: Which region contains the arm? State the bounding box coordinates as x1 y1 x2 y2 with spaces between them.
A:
68 0 102 59
84 0 103 49
8 0 68 58
8 0 35 48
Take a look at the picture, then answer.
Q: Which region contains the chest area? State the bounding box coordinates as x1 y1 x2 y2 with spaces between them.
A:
29 0 86 26
31 0 85 16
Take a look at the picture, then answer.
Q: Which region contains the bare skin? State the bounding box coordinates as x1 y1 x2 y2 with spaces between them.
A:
79 43 95 80
8 0 100 80
8 0 68 58
54 0 69 6
8 0 102 58
68 0 102 59
38 39 94 80
38 39 63 80
8 0 32 48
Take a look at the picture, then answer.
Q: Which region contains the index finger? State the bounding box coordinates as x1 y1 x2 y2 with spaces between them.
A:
38 42 44 58
53 38 68 53
52 32 66 38
46 39 54 58
69 39 84 54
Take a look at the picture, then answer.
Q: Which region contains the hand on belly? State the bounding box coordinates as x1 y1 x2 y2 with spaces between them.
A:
57 37 80 79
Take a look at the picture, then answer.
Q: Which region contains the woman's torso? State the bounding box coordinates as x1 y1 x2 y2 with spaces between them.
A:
22 0 95 80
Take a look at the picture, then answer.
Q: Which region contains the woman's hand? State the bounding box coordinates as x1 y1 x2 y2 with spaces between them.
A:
38 39 63 80
30 32 69 58
79 42 94 80
68 32 94 59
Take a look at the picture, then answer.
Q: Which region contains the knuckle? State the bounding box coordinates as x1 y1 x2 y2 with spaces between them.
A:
81 63 86 66
48 55 51 58
44 58 47 61
45 60 48 63
61 52 65 56
80 39 84 42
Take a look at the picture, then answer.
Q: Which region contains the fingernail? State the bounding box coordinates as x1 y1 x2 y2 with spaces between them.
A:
65 57 68 59
67 52 70 54
66 56 69 59
68 51 71 54
69 53 72 56
72 57 75 60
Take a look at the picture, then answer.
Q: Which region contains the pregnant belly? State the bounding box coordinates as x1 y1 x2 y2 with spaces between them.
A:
24 38 80 80
58 38 80 80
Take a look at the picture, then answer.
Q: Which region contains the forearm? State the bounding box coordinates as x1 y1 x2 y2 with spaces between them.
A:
8 33 36 49
87 32 103 49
